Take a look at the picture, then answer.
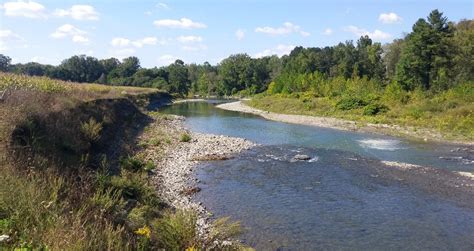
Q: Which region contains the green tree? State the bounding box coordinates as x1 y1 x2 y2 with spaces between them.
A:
59 55 104 83
452 19 474 84
118 56 140 78
383 39 404 80
168 59 190 95
13 62 48 76
396 9 454 91
0 54 12 72
99 58 120 75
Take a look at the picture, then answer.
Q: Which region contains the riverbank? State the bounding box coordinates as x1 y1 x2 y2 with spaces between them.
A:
217 101 473 146
138 112 256 244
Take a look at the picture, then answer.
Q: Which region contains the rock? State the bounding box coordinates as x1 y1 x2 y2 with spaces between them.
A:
293 154 311 161
181 186 201 196
0 235 9 242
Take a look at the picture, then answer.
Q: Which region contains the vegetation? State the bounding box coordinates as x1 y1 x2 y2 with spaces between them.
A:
0 74 243 250
180 133 192 142
247 11 473 140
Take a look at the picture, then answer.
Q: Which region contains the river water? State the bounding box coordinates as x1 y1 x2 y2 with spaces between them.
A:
161 101 474 250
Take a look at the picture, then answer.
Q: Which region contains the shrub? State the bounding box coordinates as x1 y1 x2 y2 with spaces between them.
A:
180 133 192 142
363 103 389 116
406 107 424 119
152 210 198 250
80 117 103 142
120 156 146 172
336 96 367 110
119 156 155 173
108 170 160 205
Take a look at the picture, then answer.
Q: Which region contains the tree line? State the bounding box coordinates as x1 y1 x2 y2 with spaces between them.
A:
0 10 472 97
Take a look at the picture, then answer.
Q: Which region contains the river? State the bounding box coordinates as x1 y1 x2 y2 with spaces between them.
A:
161 101 474 250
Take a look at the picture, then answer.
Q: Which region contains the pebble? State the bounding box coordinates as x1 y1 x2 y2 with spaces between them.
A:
140 114 257 241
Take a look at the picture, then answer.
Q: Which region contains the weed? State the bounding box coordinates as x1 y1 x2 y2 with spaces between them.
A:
81 118 103 142
180 133 192 142
363 103 389 116
152 210 198 250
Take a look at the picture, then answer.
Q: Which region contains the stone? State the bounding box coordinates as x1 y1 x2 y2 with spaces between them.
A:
293 154 311 160
0 235 9 242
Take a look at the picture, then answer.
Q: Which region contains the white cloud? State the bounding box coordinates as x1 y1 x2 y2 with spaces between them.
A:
0 29 25 51
153 18 206 29
50 24 89 44
254 44 295 58
345 25 392 40
379 12 402 24
144 10 152 16
255 22 310 37
158 54 178 65
111 37 163 48
323 28 333 35
156 3 169 9
2 0 47 18
137 37 159 46
54 5 99 20
235 29 245 40
176 35 203 43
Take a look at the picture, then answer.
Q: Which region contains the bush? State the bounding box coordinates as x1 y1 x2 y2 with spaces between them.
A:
180 133 191 142
120 156 146 172
108 170 160 205
152 210 198 250
80 117 103 142
363 103 389 116
336 96 367 110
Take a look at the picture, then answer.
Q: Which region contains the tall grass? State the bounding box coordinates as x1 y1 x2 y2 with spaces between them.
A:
1 73 246 250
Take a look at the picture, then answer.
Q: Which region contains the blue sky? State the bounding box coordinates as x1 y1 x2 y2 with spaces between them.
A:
1 0 472 67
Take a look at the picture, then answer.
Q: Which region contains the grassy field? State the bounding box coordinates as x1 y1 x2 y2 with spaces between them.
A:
0 73 244 250
248 83 473 142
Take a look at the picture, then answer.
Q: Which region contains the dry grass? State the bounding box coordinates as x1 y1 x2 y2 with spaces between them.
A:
0 73 247 250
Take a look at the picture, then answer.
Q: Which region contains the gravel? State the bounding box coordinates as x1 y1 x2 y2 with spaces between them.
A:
141 114 257 236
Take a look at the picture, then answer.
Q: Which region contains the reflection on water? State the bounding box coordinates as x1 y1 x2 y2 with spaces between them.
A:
357 139 404 151
160 101 474 250
161 102 473 171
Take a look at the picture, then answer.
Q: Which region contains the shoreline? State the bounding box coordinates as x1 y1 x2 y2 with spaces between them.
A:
138 113 256 241
137 105 474 248
216 101 473 146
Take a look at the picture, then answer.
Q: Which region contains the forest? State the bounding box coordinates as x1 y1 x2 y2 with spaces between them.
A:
1 10 472 99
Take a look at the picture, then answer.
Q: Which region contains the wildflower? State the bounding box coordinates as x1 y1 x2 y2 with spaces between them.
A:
134 225 151 239
185 245 197 251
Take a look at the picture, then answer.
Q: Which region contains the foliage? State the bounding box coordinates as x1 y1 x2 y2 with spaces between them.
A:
0 73 246 250
80 117 103 142
180 133 192 142
0 54 11 71
0 72 68 93
363 103 389 116
336 96 367 110
120 156 155 172
152 210 198 250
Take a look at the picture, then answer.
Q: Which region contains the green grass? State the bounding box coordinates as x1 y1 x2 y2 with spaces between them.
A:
180 133 192 142
249 82 474 141
0 73 246 250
